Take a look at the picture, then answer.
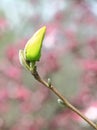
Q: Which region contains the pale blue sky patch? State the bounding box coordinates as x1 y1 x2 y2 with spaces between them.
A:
41 0 67 21
0 0 34 27
86 0 97 16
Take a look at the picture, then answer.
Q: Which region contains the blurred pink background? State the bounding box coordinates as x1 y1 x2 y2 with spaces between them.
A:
0 0 97 130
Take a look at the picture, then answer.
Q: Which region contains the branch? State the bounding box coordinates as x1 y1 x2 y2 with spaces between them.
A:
31 67 97 130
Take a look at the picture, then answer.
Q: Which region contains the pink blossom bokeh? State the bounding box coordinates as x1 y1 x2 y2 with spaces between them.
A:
0 0 97 130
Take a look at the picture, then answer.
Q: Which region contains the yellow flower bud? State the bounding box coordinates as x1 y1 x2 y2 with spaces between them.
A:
24 26 46 62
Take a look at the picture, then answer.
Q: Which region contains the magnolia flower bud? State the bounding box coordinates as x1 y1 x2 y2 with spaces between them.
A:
24 26 46 62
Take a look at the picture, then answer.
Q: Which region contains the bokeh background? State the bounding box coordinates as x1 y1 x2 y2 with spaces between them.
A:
0 0 97 130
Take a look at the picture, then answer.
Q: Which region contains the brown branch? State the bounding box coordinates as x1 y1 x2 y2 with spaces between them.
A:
31 67 97 130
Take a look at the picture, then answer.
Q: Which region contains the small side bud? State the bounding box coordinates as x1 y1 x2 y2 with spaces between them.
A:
48 78 51 87
57 99 65 106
